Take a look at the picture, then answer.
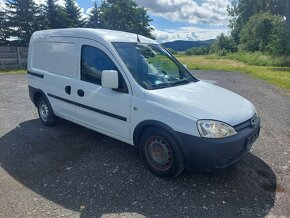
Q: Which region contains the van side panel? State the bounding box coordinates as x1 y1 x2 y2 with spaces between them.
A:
32 38 77 78
28 37 78 120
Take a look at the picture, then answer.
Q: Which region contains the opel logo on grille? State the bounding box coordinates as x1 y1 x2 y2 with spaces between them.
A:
251 118 256 127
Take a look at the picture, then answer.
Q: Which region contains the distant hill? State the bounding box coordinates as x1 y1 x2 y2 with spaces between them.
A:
162 39 215 52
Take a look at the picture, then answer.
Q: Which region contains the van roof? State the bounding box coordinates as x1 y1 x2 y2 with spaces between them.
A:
32 28 157 44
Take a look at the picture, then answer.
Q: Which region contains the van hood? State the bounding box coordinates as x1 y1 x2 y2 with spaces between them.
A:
145 81 256 126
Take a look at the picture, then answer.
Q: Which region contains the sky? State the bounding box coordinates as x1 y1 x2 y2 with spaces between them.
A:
81 0 230 42
0 0 231 43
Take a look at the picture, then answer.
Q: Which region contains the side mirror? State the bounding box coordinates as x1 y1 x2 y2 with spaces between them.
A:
101 70 119 89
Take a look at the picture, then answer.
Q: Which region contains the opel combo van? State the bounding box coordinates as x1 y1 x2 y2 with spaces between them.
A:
27 29 260 177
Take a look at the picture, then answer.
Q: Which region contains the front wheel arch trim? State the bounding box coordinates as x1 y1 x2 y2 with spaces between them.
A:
133 120 185 151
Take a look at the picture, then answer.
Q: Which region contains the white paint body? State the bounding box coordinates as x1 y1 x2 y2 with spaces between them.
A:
27 28 257 145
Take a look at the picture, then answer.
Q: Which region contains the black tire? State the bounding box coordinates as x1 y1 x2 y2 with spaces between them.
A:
140 127 185 177
37 95 57 126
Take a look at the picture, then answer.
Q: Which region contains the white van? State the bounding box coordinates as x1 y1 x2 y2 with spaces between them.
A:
27 28 260 177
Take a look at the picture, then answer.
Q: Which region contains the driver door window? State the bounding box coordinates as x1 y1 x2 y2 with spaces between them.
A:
81 45 128 93
81 45 118 85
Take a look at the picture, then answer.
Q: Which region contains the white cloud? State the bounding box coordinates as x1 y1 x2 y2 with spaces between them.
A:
86 7 93 15
0 0 6 11
153 26 229 43
135 0 230 26
33 0 65 6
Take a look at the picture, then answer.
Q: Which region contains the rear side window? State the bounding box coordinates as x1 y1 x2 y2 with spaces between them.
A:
81 45 117 85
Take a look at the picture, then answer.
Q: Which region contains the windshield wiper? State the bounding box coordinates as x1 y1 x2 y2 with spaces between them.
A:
151 83 170 89
150 79 190 90
169 79 190 87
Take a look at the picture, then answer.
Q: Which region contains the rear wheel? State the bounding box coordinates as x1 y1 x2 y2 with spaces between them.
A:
37 96 57 126
140 127 185 177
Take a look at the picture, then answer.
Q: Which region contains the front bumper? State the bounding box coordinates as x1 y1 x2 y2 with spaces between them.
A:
177 116 261 171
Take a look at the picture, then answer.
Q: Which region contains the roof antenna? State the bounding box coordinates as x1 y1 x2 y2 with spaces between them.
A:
137 34 141 42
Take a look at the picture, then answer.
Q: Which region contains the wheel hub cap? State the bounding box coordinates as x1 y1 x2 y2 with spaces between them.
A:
39 102 49 122
146 137 173 171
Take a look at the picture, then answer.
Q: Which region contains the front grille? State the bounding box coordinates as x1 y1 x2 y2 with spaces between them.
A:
234 114 259 131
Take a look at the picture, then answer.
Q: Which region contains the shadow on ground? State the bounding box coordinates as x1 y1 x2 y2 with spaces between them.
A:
0 119 276 217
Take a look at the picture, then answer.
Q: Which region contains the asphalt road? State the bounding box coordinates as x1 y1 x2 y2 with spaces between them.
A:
0 71 289 218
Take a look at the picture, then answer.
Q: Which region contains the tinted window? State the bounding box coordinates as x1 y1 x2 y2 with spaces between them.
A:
81 45 118 85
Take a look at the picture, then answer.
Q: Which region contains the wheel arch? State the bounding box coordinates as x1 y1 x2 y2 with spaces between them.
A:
28 86 48 107
133 120 184 149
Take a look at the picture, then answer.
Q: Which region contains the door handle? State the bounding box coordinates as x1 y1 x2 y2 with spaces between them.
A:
65 86 71 95
77 89 84 97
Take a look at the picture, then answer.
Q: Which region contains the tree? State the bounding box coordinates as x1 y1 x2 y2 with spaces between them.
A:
64 0 85 28
86 1 101 28
210 33 237 54
45 0 66 29
100 0 154 38
0 10 7 45
35 4 48 31
228 0 288 43
267 18 290 56
5 0 39 45
287 1 290 36
185 47 209 56
239 13 289 55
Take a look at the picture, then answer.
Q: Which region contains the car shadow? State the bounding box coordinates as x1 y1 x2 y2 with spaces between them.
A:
0 119 277 217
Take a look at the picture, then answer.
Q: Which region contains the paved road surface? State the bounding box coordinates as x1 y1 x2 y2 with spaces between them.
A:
0 71 289 218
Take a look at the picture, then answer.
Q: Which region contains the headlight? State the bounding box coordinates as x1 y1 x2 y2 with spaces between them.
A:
197 120 237 138
254 108 259 117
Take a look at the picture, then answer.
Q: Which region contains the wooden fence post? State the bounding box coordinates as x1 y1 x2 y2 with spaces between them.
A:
16 46 22 68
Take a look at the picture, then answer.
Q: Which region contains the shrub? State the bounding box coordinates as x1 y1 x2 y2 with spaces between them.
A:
240 12 290 55
185 47 210 56
210 33 237 54
267 20 290 56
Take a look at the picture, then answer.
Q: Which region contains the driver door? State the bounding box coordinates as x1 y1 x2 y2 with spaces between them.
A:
75 38 131 141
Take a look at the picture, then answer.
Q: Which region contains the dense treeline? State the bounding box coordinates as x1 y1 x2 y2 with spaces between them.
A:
186 0 290 57
185 47 210 56
0 0 154 46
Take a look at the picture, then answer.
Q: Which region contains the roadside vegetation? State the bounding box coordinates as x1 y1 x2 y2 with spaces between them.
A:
173 0 290 91
207 52 290 67
177 54 290 91
0 69 26 74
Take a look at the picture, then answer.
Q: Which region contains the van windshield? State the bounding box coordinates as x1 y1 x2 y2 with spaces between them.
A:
113 42 198 90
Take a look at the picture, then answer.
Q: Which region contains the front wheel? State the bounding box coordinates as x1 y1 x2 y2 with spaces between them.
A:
37 96 57 126
140 127 185 177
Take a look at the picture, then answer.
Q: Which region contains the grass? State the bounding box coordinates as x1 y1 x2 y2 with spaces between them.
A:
0 69 26 74
207 52 290 67
177 55 290 91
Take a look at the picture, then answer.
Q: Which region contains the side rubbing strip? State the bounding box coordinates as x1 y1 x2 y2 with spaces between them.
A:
47 93 127 122
74 102 127 121
27 71 44 78
48 93 74 105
